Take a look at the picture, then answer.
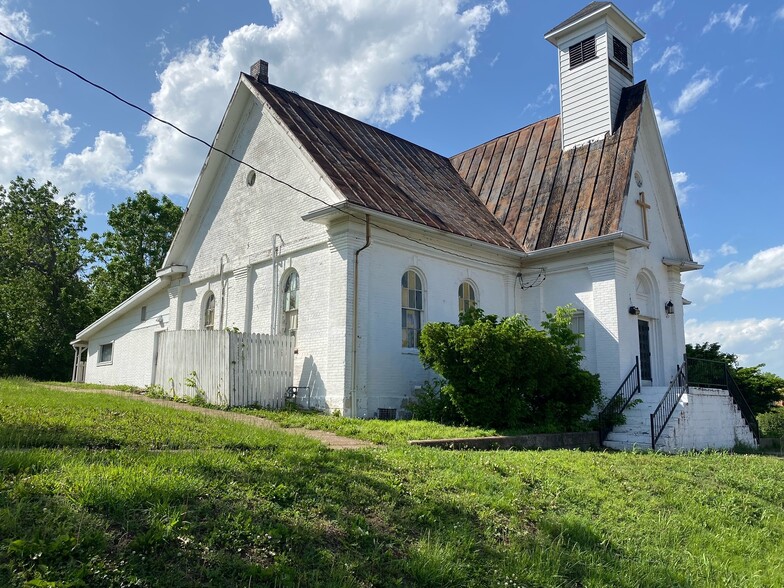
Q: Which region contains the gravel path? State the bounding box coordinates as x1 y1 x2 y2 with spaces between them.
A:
44 385 377 450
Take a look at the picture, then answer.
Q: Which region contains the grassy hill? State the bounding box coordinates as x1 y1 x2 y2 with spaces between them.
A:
1 378 783 587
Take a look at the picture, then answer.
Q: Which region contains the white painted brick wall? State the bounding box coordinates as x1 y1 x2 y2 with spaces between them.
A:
83 287 170 387
662 387 757 451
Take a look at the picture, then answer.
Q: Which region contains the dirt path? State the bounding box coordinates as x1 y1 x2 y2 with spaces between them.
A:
44 385 377 450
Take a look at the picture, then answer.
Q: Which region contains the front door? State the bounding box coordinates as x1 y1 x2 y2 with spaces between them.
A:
638 319 652 382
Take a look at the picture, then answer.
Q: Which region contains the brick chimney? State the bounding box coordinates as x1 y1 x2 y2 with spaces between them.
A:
250 59 269 84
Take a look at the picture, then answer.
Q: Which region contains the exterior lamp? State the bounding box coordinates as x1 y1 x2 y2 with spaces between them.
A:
628 306 640 315
665 300 675 316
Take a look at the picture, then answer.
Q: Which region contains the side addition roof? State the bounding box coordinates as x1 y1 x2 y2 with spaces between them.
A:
247 75 521 251
450 81 645 252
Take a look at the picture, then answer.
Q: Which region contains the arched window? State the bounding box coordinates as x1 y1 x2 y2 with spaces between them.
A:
203 292 216 330
458 281 477 314
401 269 423 348
283 270 299 342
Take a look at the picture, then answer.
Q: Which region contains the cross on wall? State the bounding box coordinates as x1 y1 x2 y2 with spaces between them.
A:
636 192 651 241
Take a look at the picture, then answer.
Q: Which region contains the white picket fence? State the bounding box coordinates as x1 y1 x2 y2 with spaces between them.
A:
153 330 294 407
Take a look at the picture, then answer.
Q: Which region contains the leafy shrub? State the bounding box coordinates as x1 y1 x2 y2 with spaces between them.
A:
759 407 784 438
403 379 463 424
418 306 600 431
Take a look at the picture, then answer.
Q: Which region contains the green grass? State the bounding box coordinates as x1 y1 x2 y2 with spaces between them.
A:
2 378 784 587
234 405 500 446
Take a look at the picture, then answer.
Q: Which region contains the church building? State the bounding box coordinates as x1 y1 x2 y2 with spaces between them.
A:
72 3 757 450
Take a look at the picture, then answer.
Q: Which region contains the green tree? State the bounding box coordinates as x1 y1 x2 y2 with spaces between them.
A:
686 342 784 414
418 306 600 430
0 178 93 380
89 191 183 314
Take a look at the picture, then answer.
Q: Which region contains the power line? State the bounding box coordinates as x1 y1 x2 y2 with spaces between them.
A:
0 29 523 269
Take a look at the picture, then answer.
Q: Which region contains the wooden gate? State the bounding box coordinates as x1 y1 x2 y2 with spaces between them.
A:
153 330 294 407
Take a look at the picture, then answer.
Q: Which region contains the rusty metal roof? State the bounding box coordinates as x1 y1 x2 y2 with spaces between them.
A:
450 81 645 252
248 75 522 251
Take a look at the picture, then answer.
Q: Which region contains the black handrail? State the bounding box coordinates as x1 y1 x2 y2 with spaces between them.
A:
686 357 759 443
650 362 688 450
726 370 760 443
597 357 641 443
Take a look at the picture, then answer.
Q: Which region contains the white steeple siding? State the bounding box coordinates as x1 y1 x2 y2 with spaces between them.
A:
545 3 644 150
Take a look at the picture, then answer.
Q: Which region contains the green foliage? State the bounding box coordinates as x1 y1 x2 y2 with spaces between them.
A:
418 306 601 430
758 407 784 438
88 190 182 314
403 379 463 424
687 342 784 413
0 178 93 380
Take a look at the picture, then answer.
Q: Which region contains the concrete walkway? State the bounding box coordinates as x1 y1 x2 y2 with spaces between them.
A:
44 385 376 450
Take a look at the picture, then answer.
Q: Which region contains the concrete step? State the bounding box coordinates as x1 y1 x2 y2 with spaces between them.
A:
603 387 680 451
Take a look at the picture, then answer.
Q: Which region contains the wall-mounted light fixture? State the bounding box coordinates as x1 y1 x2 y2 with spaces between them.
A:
664 300 675 316
628 305 641 316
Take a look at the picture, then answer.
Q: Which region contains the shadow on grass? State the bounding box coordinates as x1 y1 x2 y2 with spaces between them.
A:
1 436 709 588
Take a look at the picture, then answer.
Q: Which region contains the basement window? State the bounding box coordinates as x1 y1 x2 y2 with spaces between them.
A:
98 342 113 365
612 36 629 68
569 36 596 69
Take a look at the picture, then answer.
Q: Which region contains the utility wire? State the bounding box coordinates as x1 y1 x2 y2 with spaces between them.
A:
0 30 524 269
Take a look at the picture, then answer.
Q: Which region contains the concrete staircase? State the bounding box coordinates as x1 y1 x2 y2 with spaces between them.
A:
603 386 679 451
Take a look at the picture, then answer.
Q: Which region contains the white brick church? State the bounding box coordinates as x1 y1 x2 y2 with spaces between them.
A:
72 3 757 449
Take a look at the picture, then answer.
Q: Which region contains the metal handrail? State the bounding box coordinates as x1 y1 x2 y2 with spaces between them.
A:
725 369 760 443
597 357 640 443
650 362 688 450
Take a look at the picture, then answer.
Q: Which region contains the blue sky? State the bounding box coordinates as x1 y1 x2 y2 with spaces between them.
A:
1 0 783 375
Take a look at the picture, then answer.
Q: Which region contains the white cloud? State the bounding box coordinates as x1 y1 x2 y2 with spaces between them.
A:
672 69 720 114
670 171 691 204
651 44 684 75
776 6 784 21
686 317 784 376
0 1 32 80
633 38 649 63
0 97 132 209
718 242 737 257
655 108 680 139
137 0 508 196
693 249 712 265
636 1 674 22
523 83 557 113
703 4 756 34
683 244 784 306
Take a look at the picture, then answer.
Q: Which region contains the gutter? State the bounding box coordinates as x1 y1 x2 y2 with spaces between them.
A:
350 215 371 418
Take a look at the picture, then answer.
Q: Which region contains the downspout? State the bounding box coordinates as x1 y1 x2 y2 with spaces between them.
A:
350 215 371 418
219 253 229 329
270 234 284 334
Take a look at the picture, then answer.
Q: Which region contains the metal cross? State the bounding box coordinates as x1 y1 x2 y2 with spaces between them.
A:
636 191 651 240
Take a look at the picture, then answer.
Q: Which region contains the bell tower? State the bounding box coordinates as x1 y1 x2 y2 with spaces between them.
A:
544 2 645 150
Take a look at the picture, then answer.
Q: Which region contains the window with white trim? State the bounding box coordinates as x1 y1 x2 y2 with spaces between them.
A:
203 292 216 330
283 270 299 343
98 342 113 365
402 270 423 348
458 281 477 315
